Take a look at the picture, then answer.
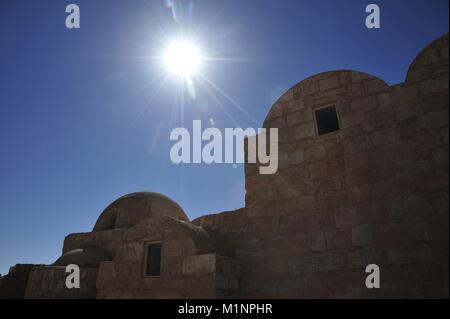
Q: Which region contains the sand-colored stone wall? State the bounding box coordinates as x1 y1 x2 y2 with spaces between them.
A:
96 215 241 298
195 34 449 298
24 266 98 299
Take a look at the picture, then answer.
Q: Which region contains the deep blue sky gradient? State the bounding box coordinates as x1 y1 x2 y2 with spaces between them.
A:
0 0 448 275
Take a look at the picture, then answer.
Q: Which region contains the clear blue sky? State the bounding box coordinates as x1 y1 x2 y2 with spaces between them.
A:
0 0 448 275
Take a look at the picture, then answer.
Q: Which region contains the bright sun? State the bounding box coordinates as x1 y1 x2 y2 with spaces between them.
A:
163 41 202 77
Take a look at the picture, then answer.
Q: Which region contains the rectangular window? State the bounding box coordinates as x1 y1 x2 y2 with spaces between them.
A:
315 105 340 136
144 242 161 277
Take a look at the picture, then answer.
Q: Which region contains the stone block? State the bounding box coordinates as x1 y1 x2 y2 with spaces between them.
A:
387 244 433 264
266 234 309 258
364 79 390 95
429 191 449 214
319 76 340 91
349 247 385 269
309 161 327 179
370 127 397 147
266 103 283 119
399 218 432 242
420 77 449 94
305 145 326 161
309 209 336 231
351 96 378 112
293 254 346 275
279 89 294 102
335 205 358 228
363 108 394 131
286 111 303 126
287 99 305 113
377 93 391 108
120 243 142 261
299 108 314 122
288 149 305 165
296 195 316 210
373 221 402 246
324 86 347 97
395 102 419 121
265 116 286 128
235 247 265 264
340 111 364 129
316 189 350 209
325 229 352 252
301 81 320 96
347 135 373 153
307 231 326 252
317 177 343 192
415 48 440 66
419 110 448 129
352 224 373 246
182 254 216 275
416 130 443 151
228 276 240 291
432 148 449 171
346 83 365 98
280 213 309 234
292 123 316 140
406 194 435 217
351 72 370 83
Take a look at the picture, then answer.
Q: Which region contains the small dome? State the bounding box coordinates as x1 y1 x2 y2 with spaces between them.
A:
406 33 449 83
93 192 189 231
53 248 109 267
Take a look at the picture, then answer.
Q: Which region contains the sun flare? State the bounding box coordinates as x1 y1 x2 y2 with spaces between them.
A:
163 41 202 77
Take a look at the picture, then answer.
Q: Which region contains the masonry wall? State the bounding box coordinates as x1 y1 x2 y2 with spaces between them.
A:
24 266 98 299
195 34 449 298
96 216 241 298
0 265 37 299
63 228 128 259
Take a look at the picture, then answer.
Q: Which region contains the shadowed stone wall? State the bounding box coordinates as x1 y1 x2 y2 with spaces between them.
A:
96 215 241 298
195 33 449 298
24 266 98 299
0 265 38 299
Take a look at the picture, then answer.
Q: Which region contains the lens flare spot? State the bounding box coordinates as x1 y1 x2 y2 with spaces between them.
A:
163 41 202 77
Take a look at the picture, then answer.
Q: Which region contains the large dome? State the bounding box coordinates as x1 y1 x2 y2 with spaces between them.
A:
93 192 189 231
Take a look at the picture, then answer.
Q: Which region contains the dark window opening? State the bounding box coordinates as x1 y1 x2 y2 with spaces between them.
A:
144 243 161 277
315 105 340 135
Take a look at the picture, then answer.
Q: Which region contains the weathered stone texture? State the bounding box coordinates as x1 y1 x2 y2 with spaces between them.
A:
241 34 448 298
24 266 98 299
0 264 39 299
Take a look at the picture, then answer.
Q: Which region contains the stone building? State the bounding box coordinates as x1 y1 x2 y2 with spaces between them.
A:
0 33 448 299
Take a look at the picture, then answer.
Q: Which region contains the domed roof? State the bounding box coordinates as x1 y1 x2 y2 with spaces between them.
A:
263 70 390 127
406 33 448 83
53 248 109 267
93 192 189 231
